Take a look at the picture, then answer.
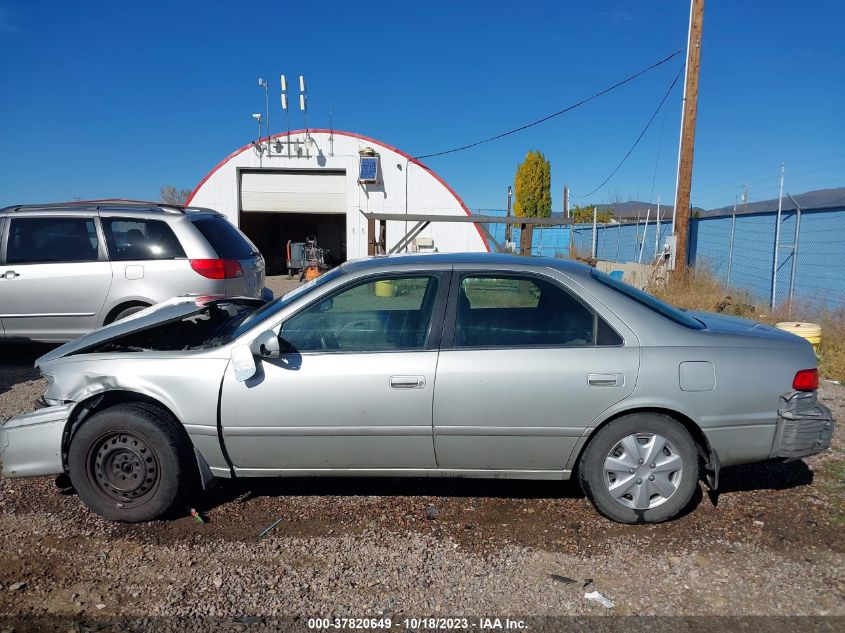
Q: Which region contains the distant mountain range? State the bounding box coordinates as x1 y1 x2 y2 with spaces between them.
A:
590 187 845 220
701 187 845 216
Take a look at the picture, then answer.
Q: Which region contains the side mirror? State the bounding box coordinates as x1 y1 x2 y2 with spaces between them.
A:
250 329 281 359
231 345 257 382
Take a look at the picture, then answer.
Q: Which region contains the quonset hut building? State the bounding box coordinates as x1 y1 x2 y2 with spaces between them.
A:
186 129 489 274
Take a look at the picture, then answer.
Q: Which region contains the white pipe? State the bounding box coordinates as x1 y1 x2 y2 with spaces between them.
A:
639 209 650 264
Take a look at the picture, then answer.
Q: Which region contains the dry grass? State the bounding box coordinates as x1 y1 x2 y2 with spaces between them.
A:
646 268 845 383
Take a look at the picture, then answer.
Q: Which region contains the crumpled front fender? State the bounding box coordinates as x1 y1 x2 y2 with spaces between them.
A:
0 404 71 477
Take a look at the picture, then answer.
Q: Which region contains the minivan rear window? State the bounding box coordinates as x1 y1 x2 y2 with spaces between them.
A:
192 217 256 260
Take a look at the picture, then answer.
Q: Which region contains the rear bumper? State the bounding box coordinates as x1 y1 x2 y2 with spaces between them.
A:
0 404 70 477
770 391 835 461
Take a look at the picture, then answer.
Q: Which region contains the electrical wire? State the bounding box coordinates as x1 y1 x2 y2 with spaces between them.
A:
574 61 685 199
413 49 684 160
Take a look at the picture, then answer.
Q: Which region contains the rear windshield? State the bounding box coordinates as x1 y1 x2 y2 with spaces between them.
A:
591 269 705 330
192 217 256 260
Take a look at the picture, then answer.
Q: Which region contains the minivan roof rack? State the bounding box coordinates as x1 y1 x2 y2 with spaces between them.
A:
0 200 221 216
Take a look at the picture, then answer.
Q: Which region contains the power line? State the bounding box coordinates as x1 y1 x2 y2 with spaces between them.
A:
574 61 685 199
413 49 684 160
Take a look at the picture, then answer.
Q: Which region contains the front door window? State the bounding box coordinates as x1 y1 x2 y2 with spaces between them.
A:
281 275 440 352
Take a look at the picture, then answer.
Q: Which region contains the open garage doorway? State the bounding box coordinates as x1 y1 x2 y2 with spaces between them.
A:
238 169 347 275
239 211 346 275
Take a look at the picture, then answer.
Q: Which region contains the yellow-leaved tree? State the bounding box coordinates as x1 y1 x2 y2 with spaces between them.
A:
513 150 551 218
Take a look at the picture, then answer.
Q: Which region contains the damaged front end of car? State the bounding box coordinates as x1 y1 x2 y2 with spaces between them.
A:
1 295 263 481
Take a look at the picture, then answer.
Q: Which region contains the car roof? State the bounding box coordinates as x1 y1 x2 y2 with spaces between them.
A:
0 201 221 218
342 252 594 277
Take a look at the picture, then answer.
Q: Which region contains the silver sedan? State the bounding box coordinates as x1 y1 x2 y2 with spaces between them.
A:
0 253 834 523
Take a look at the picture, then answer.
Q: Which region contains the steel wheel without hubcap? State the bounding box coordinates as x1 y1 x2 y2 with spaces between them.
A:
87 432 160 508
603 432 683 510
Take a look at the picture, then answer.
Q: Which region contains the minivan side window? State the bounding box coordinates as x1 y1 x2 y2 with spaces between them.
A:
102 218 186 261
6 217 99 264
454 274 622 348
281 275 440 352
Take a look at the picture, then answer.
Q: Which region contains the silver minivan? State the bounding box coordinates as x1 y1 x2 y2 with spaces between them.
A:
0 202 268 342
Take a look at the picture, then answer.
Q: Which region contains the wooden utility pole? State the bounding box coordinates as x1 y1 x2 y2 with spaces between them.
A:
672 0 704 274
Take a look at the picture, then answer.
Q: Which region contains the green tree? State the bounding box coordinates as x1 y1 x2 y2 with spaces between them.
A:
513 150 551 218
160 185 192 205
571 204 614 223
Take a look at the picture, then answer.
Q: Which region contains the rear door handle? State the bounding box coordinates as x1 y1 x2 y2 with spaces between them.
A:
390 375 426 389
3 270 19 280
588 373 623 387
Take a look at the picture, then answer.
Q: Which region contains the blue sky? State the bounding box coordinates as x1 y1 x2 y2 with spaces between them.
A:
1 1 843 211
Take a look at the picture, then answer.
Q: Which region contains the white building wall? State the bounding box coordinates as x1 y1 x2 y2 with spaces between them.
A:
187 130 489 260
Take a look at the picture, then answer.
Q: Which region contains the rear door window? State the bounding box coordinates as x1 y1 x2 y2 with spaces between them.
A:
6 217 99 264
191 217 255 260
453 274 621 348
102 217 186 261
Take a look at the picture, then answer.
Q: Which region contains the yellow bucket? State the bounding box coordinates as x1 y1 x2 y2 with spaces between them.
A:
374 280 396 297
776 321 822 354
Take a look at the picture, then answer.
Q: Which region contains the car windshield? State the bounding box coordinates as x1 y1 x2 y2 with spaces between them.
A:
232 265 347 337
590 268 705 330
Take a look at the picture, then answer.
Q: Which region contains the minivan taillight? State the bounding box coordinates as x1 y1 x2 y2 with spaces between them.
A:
792 368 818 391
189 259 244 280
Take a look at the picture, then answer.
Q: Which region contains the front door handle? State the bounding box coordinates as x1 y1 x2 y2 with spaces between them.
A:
588 373 623 387
3 270 19 280
390 375 426 389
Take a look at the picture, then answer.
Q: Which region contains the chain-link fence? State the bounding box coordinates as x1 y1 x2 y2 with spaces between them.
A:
689 206 845 308
476 205 845 307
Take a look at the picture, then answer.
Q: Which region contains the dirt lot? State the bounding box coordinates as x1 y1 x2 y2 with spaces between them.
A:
0 276 843 628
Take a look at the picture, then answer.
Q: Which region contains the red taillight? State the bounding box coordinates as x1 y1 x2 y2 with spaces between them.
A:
792 368 818 391
189 259 244 280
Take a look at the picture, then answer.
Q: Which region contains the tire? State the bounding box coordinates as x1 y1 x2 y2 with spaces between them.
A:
578 413 699 524
67 403 192 522
109 304 148 324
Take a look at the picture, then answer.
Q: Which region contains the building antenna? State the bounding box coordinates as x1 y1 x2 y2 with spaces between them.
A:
280 75 290 158
258 77 269 153
329 104 334 157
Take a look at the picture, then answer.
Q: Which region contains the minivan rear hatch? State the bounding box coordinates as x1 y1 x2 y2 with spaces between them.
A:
190 215 264 297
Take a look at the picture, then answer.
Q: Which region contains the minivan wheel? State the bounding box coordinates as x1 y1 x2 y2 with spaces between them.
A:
578 413 699 524
67 404 191 522
109 304 148 323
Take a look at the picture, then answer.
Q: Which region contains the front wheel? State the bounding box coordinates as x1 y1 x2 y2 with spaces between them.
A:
67 404 191 522
578 413 699 523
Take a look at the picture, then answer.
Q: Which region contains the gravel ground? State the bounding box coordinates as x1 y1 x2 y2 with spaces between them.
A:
0 277 843 627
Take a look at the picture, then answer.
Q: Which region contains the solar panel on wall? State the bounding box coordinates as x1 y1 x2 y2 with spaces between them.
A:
359 156 379 182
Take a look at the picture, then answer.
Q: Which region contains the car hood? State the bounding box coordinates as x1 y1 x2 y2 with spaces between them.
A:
36 296 223 367
687 310 798 341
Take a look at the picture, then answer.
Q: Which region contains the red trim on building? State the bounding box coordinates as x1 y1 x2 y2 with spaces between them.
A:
185 129 490 252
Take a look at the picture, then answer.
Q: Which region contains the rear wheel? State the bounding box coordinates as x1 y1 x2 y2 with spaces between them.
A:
109 304 149 324
578 413 699 523
67 404 191 522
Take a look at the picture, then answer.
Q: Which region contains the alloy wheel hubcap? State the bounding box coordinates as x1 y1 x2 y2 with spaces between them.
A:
602 433 683 510
90 432 159 505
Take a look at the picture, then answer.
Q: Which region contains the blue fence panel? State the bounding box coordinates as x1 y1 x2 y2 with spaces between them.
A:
474 206 845 307
789 207 845 307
